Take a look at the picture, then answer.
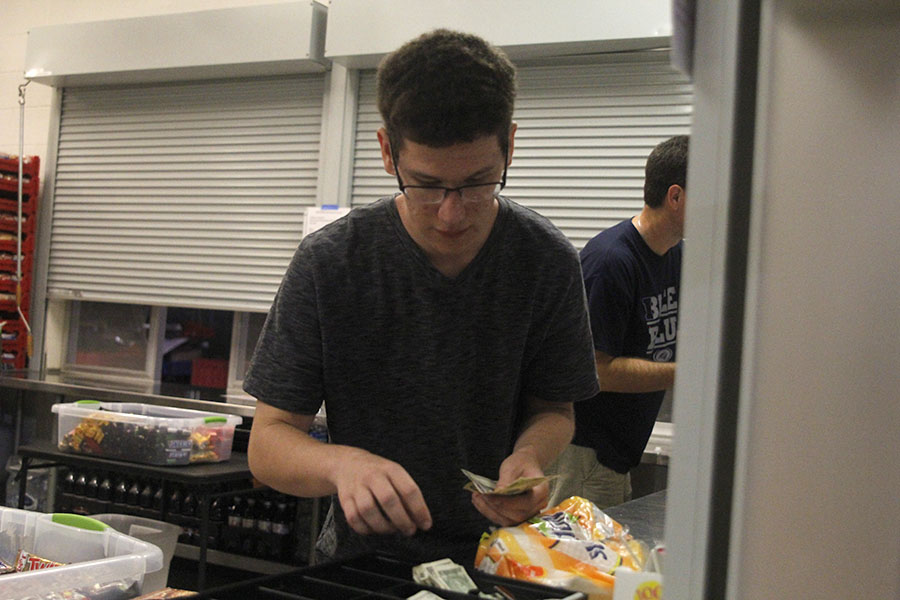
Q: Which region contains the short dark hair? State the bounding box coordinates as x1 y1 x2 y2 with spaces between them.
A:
376 29 517 155
643 135 689 208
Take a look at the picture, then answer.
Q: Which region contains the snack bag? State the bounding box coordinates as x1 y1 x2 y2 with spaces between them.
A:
474 496 648 600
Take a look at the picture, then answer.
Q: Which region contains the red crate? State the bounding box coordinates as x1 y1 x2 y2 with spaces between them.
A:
0 307 31 327
0 155 39 179
0 197 38 217
0 253 33 277
0 318 26 343
0 272 21 294
190 357 229 389
0 212 34 235
0 291 29 316
2 337 25 353
0 174 39 217
0 275 32 306
0 339 27 370
0 232 34 256
0 176 39 199
1 353 27 370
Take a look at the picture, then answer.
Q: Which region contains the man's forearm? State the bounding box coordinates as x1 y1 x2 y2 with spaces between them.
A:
513 398 575 469
249 402 432 536
598 354 676 393
248 406 355 498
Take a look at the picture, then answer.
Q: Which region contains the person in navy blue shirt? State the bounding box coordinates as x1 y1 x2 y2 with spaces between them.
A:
546 135 688 509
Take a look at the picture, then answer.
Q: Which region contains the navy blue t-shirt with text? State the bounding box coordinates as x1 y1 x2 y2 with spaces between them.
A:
573 219 682 473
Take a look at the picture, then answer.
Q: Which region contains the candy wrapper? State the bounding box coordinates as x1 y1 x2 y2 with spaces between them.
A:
15 549 65 571
474 496 649 600
131 588 196 599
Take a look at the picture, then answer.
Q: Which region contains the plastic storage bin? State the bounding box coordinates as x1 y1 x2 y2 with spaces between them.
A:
52 400 243 466
0 507 163 600
90 514 182 594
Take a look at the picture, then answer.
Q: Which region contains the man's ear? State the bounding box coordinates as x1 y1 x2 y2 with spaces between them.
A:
377 127 396 175
506 122 518 166
666 184 684 210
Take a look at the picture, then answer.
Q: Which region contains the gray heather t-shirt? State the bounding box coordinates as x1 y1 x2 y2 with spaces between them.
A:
244 196 599 564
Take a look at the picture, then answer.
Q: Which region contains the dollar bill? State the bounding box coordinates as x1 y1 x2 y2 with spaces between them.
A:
493 475 560 495
410 558 505 599
412 558 478 594
460 469 497 494
434 562 477 593
407 591 445 600
461 469 559 496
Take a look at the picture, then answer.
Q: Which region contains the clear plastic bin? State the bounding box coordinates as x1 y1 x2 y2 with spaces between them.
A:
52 400 243 466
0 507 163 600
90 514 182 594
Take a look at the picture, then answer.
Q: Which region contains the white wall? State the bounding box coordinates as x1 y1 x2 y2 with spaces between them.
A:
325 0 671 67
662 1 899 598
727 4 900 598
0 0 304 170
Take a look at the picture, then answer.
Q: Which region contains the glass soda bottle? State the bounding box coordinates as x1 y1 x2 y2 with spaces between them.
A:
272 501 292 562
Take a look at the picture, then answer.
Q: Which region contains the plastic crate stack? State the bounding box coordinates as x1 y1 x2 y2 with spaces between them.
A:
0 154 39 370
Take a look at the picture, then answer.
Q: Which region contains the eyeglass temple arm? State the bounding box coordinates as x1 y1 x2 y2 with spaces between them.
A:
387 134 405 193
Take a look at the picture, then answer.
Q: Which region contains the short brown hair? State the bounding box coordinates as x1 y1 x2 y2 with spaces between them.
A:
644 135 689 208
376 29 517 155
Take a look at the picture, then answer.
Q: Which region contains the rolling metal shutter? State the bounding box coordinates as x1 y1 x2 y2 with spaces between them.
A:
46 75 324 312
350 50 692 249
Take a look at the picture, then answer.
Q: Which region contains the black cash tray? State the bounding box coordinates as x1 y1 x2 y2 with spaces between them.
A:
188 552 585 599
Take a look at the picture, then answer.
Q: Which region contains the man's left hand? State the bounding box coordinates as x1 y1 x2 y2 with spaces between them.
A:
470 450 549 526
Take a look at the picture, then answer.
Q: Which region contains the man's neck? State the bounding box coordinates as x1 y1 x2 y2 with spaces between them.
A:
632 208 680 256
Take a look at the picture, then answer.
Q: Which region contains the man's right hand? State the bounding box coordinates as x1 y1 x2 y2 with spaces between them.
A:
330 447 433 537
248 402 432 538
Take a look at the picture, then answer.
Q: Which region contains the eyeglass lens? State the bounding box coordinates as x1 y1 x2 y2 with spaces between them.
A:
403 183 501 204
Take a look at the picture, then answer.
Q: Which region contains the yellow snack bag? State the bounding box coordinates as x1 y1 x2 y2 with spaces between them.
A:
474 497 648 600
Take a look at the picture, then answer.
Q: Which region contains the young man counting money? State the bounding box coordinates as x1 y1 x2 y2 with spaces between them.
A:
244 29 599 565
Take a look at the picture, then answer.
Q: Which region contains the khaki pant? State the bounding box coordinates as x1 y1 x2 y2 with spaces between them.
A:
544 444 632 510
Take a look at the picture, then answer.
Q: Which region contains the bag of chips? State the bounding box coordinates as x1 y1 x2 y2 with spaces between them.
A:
474 496 648 600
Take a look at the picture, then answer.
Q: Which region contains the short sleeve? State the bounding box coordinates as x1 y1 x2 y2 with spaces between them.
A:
583 248 636 357
243 243 324 415
521 245 601 404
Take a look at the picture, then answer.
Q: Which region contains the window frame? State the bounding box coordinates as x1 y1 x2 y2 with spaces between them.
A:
226 311 265 405
60 302 165 390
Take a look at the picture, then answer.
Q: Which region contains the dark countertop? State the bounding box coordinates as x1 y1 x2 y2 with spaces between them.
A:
603 489 666 545
0 369 256 417
17 439 253 485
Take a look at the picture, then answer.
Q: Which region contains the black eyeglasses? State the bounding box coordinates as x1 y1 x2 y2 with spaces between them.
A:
391 144 508 206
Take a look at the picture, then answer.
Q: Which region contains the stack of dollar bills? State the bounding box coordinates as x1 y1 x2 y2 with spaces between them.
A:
410 558 503 599
461 469 558 495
